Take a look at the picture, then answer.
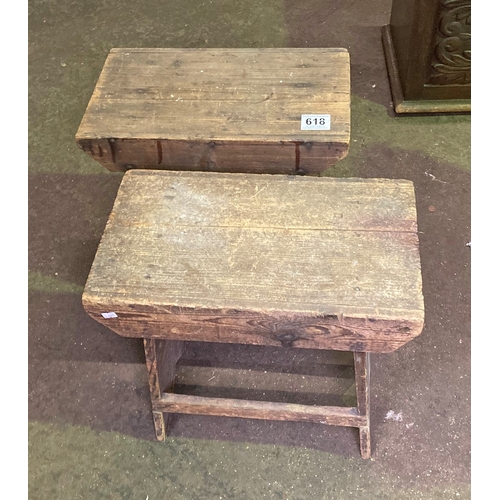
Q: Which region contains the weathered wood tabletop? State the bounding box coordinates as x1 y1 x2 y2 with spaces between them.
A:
75 48 350 175
83 170 424 353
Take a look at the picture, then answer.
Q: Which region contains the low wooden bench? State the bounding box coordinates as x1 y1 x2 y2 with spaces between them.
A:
82 170 425 459
75 48 350 175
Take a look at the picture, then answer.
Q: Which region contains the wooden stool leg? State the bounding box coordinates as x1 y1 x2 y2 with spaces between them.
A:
151 410 166 441
354 351 371 459
144 338 184 441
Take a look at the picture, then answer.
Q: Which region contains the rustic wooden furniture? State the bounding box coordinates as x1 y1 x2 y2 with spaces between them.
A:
75 48 350 174
382 0 470 113
82 170 424 459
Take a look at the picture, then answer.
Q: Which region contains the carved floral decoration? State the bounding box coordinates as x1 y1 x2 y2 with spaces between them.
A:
429 0 471 85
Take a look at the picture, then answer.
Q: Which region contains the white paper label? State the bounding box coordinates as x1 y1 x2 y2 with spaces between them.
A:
101 312 118 319
301 114 331 130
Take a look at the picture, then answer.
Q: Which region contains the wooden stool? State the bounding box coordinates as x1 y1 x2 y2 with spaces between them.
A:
75 48 350 175
82 170 425 459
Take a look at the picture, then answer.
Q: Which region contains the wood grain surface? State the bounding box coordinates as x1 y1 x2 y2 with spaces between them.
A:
75 48 350 174
83 171 425 353
144 338 184 440
153 393 366 428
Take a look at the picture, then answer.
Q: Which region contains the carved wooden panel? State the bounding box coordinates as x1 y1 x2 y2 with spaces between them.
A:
382 0 471 113
428 0 471 86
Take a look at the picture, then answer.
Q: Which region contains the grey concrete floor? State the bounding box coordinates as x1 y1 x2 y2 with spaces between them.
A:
28 1 471 499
